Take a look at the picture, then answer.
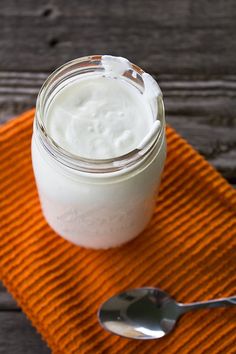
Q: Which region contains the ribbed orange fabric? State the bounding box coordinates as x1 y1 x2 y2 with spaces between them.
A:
0 110 236 354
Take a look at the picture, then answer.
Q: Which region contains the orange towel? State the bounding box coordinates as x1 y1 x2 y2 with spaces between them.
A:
0 109 236 354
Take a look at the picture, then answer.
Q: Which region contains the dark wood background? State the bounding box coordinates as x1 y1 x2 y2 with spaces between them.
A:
0 1 235 353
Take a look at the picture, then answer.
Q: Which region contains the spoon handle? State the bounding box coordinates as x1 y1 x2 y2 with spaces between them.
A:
178 296 236 314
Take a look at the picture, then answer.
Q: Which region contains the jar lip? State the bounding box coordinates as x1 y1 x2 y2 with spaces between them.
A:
35 55 165 174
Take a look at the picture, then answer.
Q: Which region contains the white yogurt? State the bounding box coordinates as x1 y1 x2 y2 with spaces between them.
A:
46 77 153 159
32 55 166 249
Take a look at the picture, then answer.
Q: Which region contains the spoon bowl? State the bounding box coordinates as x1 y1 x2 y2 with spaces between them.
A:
98 288 180 339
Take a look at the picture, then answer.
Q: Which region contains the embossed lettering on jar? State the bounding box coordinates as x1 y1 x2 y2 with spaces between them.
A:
32 55 166 249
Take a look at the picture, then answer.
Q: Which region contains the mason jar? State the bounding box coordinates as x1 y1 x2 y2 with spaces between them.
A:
32 55 166 249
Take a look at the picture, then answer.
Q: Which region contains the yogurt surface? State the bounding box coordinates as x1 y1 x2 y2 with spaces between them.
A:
46 76 154 159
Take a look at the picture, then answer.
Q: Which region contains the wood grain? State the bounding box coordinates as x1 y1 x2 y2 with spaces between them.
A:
0 284 19 311
0 0 236 74
0 312 50 354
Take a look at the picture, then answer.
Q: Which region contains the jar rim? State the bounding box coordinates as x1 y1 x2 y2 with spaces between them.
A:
35 55 165 174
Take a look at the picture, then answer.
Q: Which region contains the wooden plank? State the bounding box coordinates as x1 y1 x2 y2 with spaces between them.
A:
0 283 19 310
0 0 236 74
1 0 236 25
0 312 51 354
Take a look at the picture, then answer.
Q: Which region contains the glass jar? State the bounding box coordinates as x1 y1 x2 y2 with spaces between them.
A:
32 55 166 249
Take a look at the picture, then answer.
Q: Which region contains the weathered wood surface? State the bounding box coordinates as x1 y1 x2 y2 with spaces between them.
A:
0 284 18 311
0 0 236 353
0 312 50 354
1 0 236 75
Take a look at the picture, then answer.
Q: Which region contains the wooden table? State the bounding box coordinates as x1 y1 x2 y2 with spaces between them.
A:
0 1 235 352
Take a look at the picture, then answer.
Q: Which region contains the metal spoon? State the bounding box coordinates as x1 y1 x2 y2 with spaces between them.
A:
98 287 236 340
